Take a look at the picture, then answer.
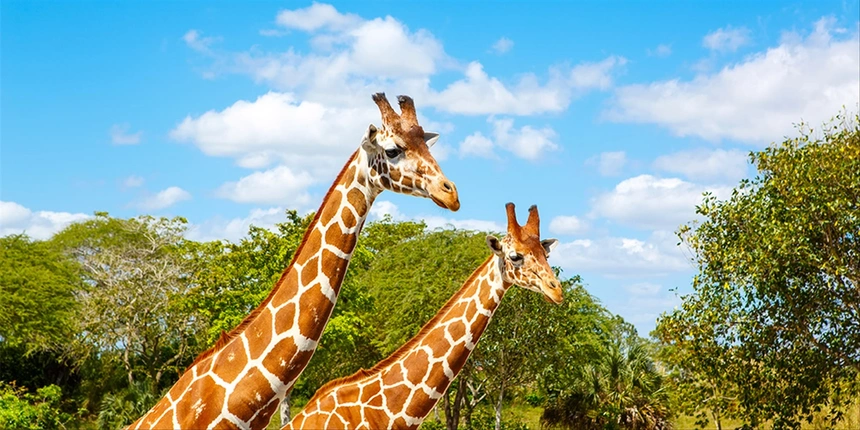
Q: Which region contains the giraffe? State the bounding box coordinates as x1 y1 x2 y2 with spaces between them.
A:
129 93 459 430
285 203 563 430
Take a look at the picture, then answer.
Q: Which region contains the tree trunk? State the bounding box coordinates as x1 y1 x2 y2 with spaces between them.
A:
494 382 505 430
280 391 292 425
123 347 134 386
444 389 455 430
451 375 466 429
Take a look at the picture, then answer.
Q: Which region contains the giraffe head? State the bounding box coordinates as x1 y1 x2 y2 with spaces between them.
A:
486 203 563 304
361 93 460 211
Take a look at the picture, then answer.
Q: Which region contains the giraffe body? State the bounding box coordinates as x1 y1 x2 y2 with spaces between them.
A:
285 203 562 430
130 94 458 430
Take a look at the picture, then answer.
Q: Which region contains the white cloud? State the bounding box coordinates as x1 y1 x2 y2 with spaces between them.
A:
569 56 627 90
136 186 191 210
110 123 142 145
275 2 362 32
369 200 404 221
587 151 627 177
491 37 514 54
0 201 90 240
491 118 558 160
122 175 145 188
193 4 624 118
183 29 220 53
217 165 315 206
429 57 625 116
647 44 672 57
607 18 860 144
703 25 751 52
591 174 732 230
458 118 558 160
549 215 587 236
551 230 691 277
653 148 750 182
170 92 374 173
459 132 496 159
186 207 288 243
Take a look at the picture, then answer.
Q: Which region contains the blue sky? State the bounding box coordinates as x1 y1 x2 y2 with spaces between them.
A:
2 0 859 335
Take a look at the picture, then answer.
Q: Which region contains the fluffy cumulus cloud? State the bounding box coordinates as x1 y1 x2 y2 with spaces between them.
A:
459 133 496 158
135 187 192 210
491 37 514 54
430 57 626 116
275 2 362 32
587 151 627 177
607 18 860 144
186 3 625 117
549 215 587 236
458 118 558 160
110 123 142 145
186 207 289 243
170 92 376 172
0 201 90 239
217 165 315 206
591 174 733 230
183 29 220 53
703 25 751 52
653 148 750 182
550 230 691 277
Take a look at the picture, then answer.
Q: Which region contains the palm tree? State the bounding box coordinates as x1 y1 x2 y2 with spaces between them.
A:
541 338 672 430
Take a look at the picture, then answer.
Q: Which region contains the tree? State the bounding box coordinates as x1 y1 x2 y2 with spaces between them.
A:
0 234 80 353
656 113 860 428
52 213 207 392
0 235 84 396
193 210 313 343
541 322 672 430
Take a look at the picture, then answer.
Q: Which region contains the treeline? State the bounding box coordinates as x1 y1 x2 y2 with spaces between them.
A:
2 113 858 430
1 211 667 429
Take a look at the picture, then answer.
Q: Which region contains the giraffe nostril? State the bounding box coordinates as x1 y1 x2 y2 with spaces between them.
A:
442 181 453 192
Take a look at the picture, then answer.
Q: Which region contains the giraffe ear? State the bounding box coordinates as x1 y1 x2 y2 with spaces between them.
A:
541 238 559 255
362 124 380 151
424 131 440 148
486 235 504 256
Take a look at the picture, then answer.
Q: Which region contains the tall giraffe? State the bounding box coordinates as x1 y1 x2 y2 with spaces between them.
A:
130 93 459 430
285 203 562 430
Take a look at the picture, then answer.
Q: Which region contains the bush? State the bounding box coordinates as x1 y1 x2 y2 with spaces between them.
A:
97 380 158 430
0 382 76 430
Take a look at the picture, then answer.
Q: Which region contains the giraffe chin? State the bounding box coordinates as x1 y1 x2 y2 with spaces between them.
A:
430 194 461 212
540 285 564 304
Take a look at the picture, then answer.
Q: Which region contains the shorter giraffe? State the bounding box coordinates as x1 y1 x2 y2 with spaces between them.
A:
285 203 563 430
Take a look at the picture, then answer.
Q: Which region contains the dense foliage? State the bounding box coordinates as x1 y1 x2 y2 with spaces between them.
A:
656 113 860 429
0 211 662 429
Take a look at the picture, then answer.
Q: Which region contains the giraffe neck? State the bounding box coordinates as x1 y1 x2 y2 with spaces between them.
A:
286 255 509 430
131 150 380 430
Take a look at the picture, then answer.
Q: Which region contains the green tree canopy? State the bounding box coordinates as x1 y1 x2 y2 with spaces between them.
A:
0 234 80 352
656 113 860 428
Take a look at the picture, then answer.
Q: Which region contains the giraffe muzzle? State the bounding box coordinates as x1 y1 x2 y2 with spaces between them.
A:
429 179 460 212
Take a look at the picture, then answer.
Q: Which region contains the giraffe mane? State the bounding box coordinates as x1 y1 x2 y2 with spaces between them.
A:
309 254 496 399
189 149 361 368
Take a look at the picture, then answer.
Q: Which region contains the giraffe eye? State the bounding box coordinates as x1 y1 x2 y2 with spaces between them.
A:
385 148 402 159
509 253 523 263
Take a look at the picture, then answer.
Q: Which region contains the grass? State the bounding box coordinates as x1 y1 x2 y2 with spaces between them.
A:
263 398 860 430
